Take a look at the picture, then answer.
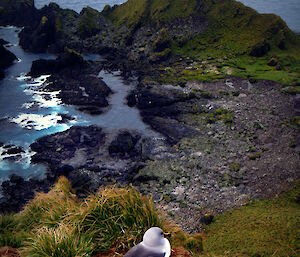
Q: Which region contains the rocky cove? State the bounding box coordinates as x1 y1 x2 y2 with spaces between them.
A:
0 0 299 234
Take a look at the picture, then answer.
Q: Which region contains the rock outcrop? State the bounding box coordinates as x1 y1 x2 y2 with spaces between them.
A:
0 43 17 79
0 0 37 26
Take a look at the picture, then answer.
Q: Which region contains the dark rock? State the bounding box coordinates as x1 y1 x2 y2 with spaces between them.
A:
267 57 278 67
152 28 171 52
9 174 24 184
29 48 84 77
127 91 137 107
0 175 50 213
200 214 214 225
0 44 17 78
30 126 105 175
56 164 74 176
0 0 38 27
6 146 25 155
19 3 79 53
250 41 270 57
296 194 300 205
58 114 75 124
109 131 140 156
0 38 8 45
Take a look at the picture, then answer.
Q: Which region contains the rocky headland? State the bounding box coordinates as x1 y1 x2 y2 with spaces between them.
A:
0 0 299 235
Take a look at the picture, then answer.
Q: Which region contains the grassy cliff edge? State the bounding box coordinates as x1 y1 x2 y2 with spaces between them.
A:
0 177 299 256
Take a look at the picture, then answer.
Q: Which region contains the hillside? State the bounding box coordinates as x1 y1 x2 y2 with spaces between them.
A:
0 1 299 256
102 0 300 86
3 0 299 86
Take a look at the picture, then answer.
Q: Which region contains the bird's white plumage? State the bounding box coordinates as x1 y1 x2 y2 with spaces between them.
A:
124 227 171 257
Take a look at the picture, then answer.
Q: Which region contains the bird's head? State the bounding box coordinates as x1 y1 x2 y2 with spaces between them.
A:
143 227 166 247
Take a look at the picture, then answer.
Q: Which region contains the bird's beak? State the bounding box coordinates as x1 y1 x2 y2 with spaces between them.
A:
164 232 171 238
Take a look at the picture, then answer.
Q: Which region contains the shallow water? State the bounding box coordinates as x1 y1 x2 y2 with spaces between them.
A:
0 26 153 184
35 0 300 32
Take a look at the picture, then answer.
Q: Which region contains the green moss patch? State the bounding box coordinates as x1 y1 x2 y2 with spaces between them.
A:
203 184 300 256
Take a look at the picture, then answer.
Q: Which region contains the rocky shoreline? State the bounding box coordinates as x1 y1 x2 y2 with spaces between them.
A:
0 0 299 232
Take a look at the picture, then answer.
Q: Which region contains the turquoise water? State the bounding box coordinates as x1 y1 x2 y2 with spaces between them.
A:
35 0 300 32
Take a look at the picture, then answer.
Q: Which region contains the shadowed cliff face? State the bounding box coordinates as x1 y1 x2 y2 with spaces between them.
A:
0 43 17 79
0 0 37 26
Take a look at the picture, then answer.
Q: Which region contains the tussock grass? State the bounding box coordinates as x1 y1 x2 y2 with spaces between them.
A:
0 177 199 256
22 224 94 257
75 187 162 252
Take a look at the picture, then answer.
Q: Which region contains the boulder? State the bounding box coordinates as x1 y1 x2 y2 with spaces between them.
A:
0 38 8 45
109 131 140 156
29 48 84 77
267 57 279 67
249 41 271 57
0 44 17 79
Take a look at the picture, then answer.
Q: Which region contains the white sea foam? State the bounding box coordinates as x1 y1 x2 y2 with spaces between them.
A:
17 73 31 81
10 113 64 130
20 75 62 109
0 145 34 164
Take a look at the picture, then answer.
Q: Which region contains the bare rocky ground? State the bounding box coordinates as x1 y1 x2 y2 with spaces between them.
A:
1 67 299 233
131 77 300 232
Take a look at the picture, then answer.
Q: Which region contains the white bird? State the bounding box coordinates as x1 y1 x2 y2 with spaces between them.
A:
124 227 171 257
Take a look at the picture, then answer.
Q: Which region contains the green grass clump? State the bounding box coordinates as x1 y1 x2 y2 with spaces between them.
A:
205 108 234 125
75 187 162 253
0 215 25 248
229 162 241 172
0 177 198 256
203 184 300 256
22 225 94 257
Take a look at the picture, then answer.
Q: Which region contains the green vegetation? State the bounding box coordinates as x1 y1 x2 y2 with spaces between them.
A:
205 108 234 125
0 177 201 256
106 0 197 27
1 178 299 257
168 0 300 85
104 0 300 86
203 184 300 256
229 162 241 172
150 0 197 23
106 0 147 28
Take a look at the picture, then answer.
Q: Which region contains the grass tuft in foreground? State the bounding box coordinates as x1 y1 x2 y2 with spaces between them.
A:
0 177 200 257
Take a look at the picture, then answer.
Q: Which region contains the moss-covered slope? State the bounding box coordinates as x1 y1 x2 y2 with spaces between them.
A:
103 0 300 85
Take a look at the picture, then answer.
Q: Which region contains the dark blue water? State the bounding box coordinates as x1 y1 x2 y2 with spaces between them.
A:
35 0 300 32
0 26 152 185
